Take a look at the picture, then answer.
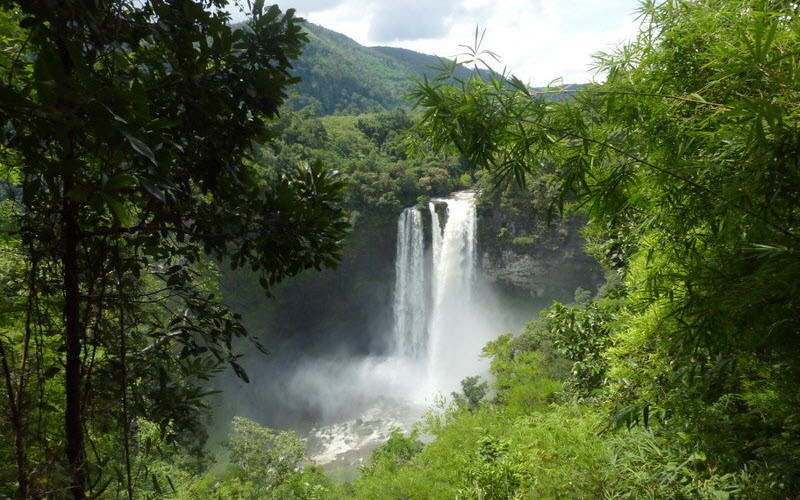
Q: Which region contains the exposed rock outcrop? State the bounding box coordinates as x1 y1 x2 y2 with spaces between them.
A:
477 206 604 299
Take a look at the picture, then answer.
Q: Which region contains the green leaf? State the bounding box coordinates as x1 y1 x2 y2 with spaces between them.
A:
688 93 707 104
151 473 162 494
102 193 132 226
65 185 91 202
104 173 138 192
140 177 168 202
122 132 157 165
252 0 265 17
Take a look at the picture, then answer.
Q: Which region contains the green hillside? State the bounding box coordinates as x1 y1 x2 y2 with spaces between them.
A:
289 23 481 115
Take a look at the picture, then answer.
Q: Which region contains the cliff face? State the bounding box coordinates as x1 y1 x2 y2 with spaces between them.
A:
477 206 604 299
222 200 604 358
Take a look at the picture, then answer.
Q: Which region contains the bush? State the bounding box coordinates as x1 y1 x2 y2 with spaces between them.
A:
482 334 561 414
452 376 489 411
351 404 613 499
226 416 306 488
510 235 538 248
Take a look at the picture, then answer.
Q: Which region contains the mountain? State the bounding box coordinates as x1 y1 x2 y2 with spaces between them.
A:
288 23 482 115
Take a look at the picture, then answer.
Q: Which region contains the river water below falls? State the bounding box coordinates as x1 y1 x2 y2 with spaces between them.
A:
307 401 426 467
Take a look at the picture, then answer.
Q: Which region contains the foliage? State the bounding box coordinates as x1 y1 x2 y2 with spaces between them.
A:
226 416 306 489
185 416 340 499
482 335 562 414
451 376 489 411
547 299 618 399
356 109 413 150
603 427 772 499
573 286 592 304
458 435 526 500
288 23 485 115
361 428 425 478
350 403 612 499
102 416 340 500
264 108 464 215
510 235 537 248
0 1 349 497
4 0 799 496
409 0 800 495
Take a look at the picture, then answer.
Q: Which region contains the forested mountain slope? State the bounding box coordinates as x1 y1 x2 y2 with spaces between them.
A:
289 23 482 114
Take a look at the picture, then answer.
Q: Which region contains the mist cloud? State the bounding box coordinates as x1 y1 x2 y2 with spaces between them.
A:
289 0 472 42
368 0 465 42
278 0 343 11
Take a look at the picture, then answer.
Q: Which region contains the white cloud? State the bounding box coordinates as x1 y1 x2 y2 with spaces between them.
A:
368 0 465 41
260 1 644 85
274 0 342 11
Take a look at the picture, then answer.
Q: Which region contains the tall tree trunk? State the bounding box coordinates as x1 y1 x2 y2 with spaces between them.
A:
54 16 86 495
63 177 86 499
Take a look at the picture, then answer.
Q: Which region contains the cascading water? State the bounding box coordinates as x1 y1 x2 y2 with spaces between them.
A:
390 190 484 394
391 207 426 358
429 200 442 278
426 191 479 392
219 184 594 469
307 190 533 465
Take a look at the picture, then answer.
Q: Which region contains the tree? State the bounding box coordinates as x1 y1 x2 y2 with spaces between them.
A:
0 1 348 497
226 416 306 491
355 108 412 151
412 0 800 491
451 375 488 411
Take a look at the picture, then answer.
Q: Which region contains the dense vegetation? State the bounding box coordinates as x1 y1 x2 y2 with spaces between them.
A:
266 107 465 213
2 0 799 498
289 23 483 115
0 2 348 497
215 0 800 497
397 0 800 496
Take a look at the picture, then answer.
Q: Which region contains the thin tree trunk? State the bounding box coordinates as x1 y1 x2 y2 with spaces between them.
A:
63 176 86 499
117 245 133 500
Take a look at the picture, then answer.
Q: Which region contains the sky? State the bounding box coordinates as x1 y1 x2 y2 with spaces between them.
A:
246 0 646 86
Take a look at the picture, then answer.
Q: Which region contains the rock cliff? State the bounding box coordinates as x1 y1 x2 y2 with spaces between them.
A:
477 205 604 299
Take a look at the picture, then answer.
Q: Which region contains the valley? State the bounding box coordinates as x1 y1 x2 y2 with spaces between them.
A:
1 2 798 498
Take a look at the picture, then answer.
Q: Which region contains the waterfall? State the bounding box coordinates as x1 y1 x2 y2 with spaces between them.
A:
429 200 442 284
426 191 477 391
302 189 547 463
391 191 481 393
391 207 426 358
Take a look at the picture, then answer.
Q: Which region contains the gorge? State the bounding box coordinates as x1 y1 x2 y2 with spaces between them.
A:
214 189 601 468
303 190 540 467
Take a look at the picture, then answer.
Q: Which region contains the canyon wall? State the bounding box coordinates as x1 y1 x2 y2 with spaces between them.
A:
477 204 604 300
